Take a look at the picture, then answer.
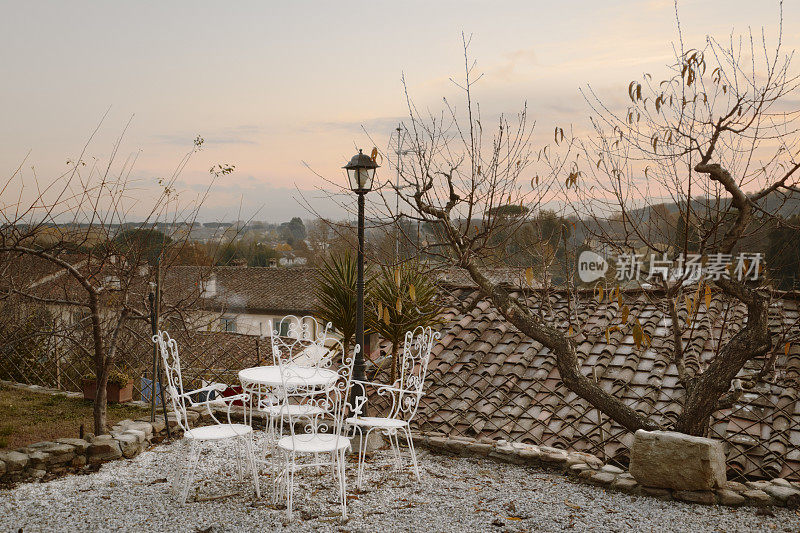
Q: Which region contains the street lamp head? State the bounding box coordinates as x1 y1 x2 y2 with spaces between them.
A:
344 149 379 193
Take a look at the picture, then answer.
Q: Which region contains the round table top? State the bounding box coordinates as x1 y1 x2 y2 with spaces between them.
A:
238 364 338 388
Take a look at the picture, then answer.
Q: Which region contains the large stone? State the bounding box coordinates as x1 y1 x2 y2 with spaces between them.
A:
741 489 773 507
746 480 771 491
611 477 639 494
572 451 603 468
589 471 616 486
125 421 153 439
762 484 800 508
87 436 122 464
538 448 568 464
0 451 28 472
723 480 747 492
629 430 726 491
56 438 90 454
465 441 492 455
673 490 716 505
569 462 591 474
600 464 624 474
115 434 141 458
124 429 147 444
640 486 672 500
716 489 746 506
27 451 51 470
27 442 76 465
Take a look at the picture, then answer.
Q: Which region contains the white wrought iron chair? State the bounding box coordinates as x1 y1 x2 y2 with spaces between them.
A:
268 315 336 368
273 345 358 520
346 326 438 490
152 330 260 504
257 316 337 461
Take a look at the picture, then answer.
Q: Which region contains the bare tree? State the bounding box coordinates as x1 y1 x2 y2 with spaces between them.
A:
573 4 800 435
376 14 799 437
0 125 224 434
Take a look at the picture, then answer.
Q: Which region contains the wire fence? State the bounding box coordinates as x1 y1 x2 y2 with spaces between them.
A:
0 304 265 402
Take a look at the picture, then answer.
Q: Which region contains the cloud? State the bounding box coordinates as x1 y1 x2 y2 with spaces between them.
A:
150 124 262 146
303 116 407 135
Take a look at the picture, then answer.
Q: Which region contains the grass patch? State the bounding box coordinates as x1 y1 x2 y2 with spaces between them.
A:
0 384 148 450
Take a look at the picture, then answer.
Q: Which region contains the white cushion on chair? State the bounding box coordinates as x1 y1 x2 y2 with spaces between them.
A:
277 433 351 454
345 416 407 429
185 424 252 440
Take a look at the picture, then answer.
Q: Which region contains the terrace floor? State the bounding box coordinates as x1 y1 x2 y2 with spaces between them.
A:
1 435 797 532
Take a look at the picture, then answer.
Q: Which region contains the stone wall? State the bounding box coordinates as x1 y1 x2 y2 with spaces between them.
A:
414 433 800 509
0 405 213 485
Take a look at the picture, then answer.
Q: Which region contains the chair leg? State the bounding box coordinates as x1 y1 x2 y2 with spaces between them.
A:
267 415 278 477
337 448 348 520
389 430 402 470
354 426 366 490
272 452 283 505
182 439 201 504
171 439 189 497
245 435 261 498
286 454 295 520
235 437 244 481
404 426 421 481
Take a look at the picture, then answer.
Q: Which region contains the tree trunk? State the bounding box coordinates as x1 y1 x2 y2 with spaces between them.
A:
93 357 109 435
464 261 660 433
88 294 108 435
674 289 771 436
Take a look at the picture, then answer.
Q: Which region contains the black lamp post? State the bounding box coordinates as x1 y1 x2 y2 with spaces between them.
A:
343 149 379 383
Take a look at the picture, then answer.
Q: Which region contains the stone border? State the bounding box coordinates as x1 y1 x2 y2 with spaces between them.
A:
0 380 220 485
413 434 800 509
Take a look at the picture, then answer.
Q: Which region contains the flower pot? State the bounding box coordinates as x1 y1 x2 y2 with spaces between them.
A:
82 378 134 403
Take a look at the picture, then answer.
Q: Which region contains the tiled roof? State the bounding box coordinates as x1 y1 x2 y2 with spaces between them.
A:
434 266 541 289
166 266 319 314
8 263 320 316
388 287 800 481
0 253 88 295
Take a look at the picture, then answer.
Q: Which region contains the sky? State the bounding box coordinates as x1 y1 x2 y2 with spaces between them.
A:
1 0 798 223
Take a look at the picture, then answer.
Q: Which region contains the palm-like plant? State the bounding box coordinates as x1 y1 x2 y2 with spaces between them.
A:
368 262 442 383
314 252 370 357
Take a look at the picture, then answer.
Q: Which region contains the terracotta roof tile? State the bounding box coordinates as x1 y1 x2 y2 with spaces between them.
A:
386 287 800 481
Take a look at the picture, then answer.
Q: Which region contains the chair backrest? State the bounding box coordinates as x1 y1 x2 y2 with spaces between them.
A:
277 344 359 447
268 315 335 370
152 330 190 432
391 325 439 422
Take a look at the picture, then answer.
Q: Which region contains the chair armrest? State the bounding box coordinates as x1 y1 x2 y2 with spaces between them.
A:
349 379 418 418
350 379 404 395
179 384 229 409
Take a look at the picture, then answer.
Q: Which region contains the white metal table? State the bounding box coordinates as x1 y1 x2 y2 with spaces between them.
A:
238 364 340 471
238 364 339 389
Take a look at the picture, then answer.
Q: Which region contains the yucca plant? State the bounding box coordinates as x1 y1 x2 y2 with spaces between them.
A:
314 252 371 357
368 262 442 383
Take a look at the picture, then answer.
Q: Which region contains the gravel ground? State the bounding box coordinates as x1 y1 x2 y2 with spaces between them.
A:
1 435 797 533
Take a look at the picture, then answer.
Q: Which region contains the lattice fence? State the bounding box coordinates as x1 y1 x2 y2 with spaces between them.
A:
0 304 265 402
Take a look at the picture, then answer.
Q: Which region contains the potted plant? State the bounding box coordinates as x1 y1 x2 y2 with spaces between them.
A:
82 369 134 403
